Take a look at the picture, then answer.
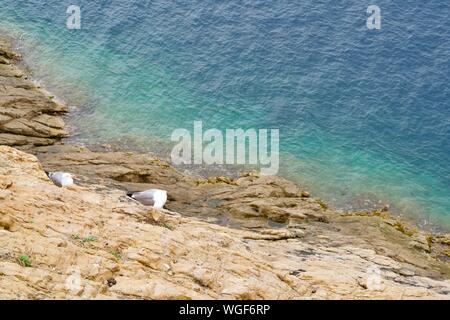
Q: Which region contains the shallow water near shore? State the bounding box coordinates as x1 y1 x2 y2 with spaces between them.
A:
1 1 449 230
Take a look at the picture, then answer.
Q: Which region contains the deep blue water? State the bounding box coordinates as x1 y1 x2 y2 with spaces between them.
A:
1 1 449 227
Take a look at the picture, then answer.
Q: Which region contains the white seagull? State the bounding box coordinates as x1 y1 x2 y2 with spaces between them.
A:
127 189 167 209
46 171 74 187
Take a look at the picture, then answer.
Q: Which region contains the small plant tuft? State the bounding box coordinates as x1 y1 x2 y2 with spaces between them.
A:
110 250 121 259
316 198 328 210
83 235 97 242
17 255 31 267
71 234 80 240
393 220 414 237
161 222 174 231
425 234 434 248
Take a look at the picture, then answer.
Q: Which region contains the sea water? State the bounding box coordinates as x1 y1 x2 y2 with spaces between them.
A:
0 0 449 228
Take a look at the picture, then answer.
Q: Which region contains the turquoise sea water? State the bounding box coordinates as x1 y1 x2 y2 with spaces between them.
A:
1 1 449 228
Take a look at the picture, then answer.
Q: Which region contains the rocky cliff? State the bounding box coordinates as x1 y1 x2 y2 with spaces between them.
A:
0 37 68 149
1 35 450 299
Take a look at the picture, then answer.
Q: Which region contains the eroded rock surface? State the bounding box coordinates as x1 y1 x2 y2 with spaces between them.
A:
0 37 68 149
1 146 450 299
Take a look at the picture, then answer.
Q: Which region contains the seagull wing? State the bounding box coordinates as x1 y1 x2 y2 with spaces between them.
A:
49 172 73 187
132 190 157 206
50 172 64 187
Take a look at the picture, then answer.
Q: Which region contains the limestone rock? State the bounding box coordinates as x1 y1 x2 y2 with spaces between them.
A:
0 37 67 149
0 145 449 300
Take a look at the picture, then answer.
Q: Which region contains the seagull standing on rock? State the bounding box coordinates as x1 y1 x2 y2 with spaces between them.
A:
127 189 167 209
46 171 74 187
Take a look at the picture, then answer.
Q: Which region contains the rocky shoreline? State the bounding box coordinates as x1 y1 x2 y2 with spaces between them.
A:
1 35 450 299
0 37 68 149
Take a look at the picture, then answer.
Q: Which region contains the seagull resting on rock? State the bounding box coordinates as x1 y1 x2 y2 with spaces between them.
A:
46 171 74 187
127 189 167 209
